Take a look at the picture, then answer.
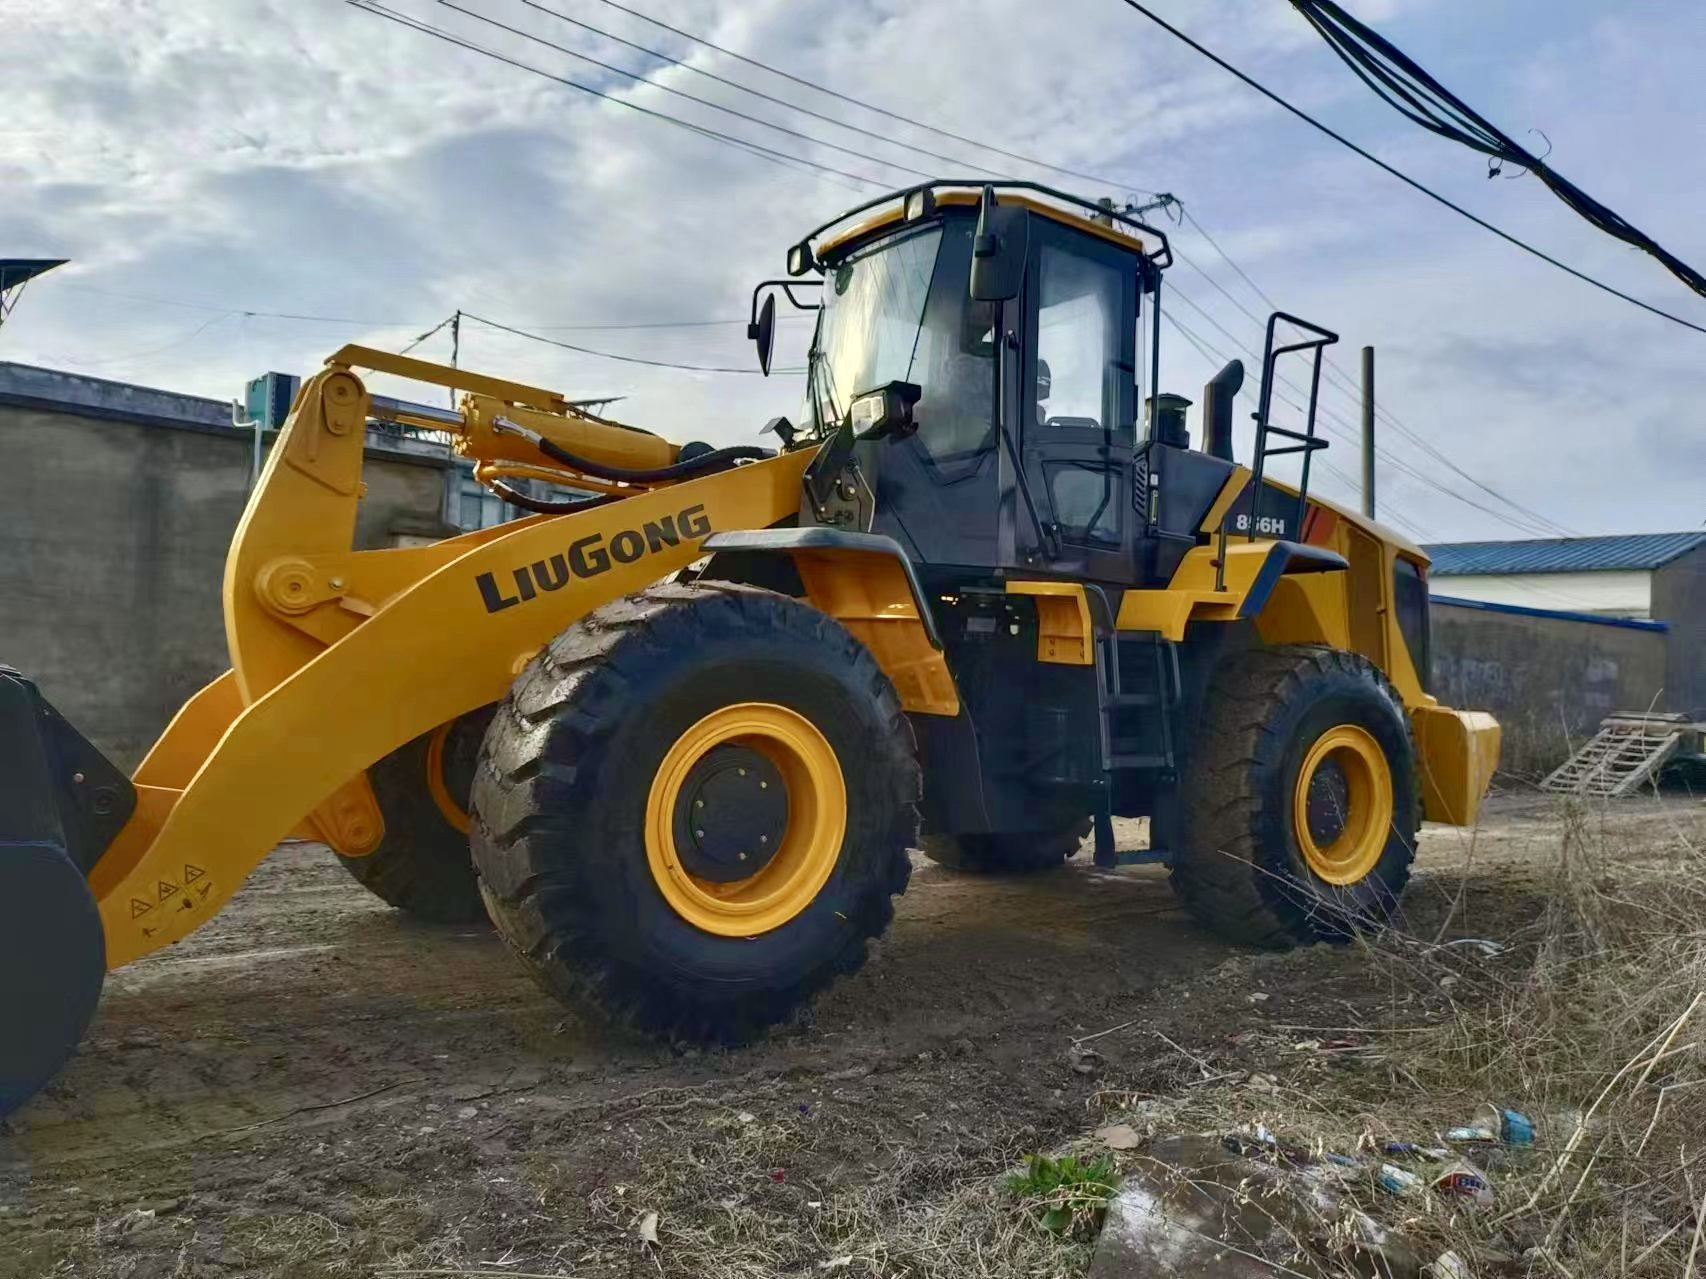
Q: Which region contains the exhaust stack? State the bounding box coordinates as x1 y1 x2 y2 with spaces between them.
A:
1203 360 1244 462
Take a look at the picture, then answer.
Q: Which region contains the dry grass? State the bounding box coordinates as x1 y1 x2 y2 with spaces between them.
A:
1081 796 1706 1277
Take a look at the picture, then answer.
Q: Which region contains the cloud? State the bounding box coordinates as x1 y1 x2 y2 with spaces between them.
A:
3 0 1703 542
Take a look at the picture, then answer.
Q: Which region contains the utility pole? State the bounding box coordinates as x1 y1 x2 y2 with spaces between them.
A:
449 310 461 410
1360 345 1376 520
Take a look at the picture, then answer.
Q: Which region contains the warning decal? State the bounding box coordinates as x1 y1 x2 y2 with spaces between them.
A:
183 864 206 884
156 879 179 902
130 898 153 919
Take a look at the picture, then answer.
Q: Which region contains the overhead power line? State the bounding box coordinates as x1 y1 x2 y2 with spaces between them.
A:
575 0 1158 196
1166 280 1567 538
1162 309 1430 539
512 0 1012 179
1166 206 1576 536
1116 0 1706 337
463 312 796 374
440 0 935 184
63 280 808 334
1289 0 1706 300
347 0 883 189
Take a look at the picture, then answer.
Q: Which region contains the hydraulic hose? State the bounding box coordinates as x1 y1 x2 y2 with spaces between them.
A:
534 435 773 484
490 480 621 516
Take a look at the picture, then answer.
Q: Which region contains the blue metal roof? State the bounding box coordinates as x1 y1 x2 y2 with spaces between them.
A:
1423 532 1706 576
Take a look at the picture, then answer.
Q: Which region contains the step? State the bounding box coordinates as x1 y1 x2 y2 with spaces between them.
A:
1109 752 1170 769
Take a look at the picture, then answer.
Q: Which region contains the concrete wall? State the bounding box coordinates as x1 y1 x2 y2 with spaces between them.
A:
1430 598 1669 777
0 364 455 767
1428 569 1651 616
1651 544 1706 719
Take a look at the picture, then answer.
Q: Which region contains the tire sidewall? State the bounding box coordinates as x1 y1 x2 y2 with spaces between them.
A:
558 632 910 999
1250 664 1418 938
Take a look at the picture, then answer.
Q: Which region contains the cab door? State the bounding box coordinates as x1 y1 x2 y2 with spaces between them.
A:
1017 221 1142 585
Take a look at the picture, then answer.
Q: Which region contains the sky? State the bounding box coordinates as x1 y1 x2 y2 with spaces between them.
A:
3 0 1704 545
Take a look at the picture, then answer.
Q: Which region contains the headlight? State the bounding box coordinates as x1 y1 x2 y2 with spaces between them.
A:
849 381 923 441
904 188 936 222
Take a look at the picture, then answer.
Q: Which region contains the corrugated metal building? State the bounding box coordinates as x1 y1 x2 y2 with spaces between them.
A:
1424 532 1706 618
1421 532 1706 773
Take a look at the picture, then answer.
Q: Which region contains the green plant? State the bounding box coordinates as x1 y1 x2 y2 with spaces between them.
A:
1006 1153 1119 1236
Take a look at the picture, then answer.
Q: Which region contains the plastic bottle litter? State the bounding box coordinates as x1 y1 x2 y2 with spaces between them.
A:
1445 1126 1496 1143
1431 1163 1494 1207
1500 1109 1535 1146
1430 1249 1473 1279
1377 1163 1422 1196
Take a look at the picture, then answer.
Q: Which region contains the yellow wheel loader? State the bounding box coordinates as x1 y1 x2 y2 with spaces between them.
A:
0 182 1500 1113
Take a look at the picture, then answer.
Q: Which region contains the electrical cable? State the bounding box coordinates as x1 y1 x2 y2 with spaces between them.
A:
398 313 458 355
1162 301 1545 541
347 0 887 189
61 281 801 333
1164 220 1578 536
440 0 937 184
1288 0 1706 300
1165 200 1577 536
1163 310 1429 540
512 0 1022 180
576 0 1161 197
52 310 239 369
462 311 800 374
1115 0 1706 337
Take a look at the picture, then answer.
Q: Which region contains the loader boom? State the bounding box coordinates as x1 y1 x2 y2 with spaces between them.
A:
86 348 817 967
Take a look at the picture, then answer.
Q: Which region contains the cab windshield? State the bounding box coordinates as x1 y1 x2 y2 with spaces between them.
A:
807 224 943 433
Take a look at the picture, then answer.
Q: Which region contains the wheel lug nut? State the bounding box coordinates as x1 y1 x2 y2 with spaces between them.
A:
738 768 747 777
695 829 705 839
760 835 769 844
760 781 768 789
738 851 748 861
695 799 704 809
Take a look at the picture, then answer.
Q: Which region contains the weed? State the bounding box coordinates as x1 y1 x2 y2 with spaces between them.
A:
1006 1153 1118 1237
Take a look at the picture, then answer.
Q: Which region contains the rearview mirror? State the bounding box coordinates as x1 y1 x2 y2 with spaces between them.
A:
747 292 777 377
969 186 1029 302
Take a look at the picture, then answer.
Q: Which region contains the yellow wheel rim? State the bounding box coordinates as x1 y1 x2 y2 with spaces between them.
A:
425 720 471 834
644 702 847 937
1292 724 1393 886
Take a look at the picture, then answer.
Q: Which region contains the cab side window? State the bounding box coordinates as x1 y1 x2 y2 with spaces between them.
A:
1033 243 1131 438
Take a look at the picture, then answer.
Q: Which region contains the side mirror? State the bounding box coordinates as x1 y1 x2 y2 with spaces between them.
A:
969 185 1029 302
746 292 777 377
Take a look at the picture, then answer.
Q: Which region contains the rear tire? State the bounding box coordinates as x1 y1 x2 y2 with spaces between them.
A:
336 708 494 925
471 582 918 1043
1171 645 1419 947
921 818 1091 873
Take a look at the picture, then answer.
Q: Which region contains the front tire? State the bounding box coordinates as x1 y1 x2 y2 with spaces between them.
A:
471 583 918 1043
1171 645 1419 947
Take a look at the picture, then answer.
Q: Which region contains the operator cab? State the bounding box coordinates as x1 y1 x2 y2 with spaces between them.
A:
745 182 1342 849
748 180 1337 595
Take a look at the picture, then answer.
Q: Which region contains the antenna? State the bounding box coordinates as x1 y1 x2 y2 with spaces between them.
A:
0 260 68 334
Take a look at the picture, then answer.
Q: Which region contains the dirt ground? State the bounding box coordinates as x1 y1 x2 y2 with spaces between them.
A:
3 793 1697 1278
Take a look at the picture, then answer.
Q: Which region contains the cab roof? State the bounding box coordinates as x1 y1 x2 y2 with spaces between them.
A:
801 181 1175 272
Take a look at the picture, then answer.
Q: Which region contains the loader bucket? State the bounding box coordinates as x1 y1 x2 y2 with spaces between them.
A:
0 668 133 1115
